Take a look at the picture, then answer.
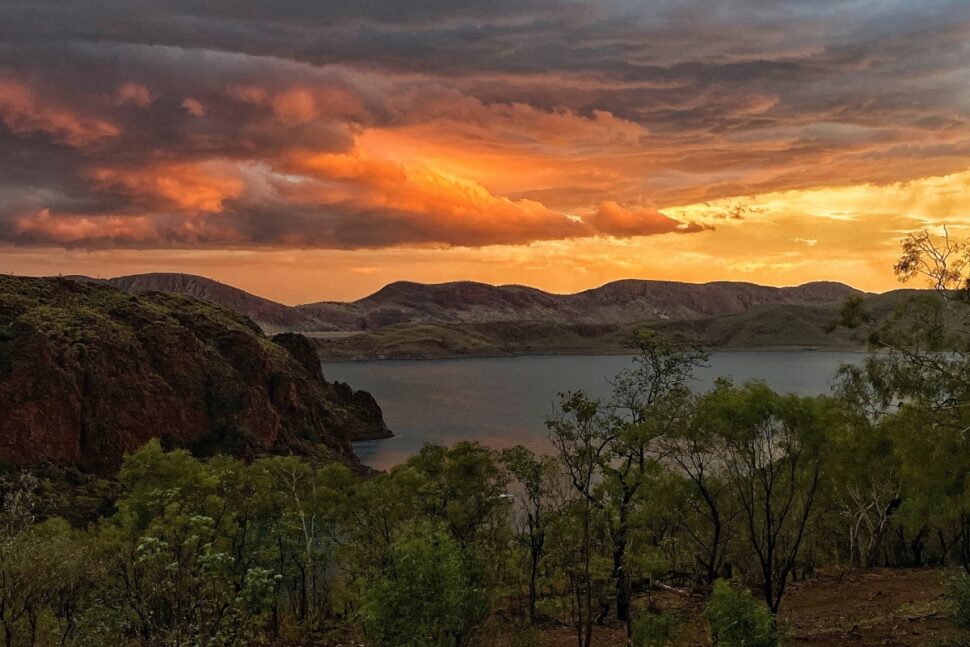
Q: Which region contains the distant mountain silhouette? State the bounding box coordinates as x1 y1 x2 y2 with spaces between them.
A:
69 272 867 334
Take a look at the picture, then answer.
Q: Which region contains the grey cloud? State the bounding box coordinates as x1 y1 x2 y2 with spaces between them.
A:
0 0 969 248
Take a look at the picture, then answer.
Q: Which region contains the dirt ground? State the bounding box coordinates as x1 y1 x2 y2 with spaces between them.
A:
527 568 956 646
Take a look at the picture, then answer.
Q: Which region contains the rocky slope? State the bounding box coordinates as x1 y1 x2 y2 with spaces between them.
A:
0 276 390 474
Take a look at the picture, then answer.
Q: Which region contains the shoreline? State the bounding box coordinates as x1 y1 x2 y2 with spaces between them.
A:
320 345 873 363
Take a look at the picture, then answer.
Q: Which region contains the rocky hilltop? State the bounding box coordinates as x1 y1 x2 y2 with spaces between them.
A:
69 273 328 330
0 276 390 474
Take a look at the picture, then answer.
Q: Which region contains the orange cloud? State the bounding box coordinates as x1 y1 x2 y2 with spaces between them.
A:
89 162 246 213
226 84 268 104
15 210 157 244
0 78 118 146
587 201 683 236
281 148 591 246
273 88 317 123
114 83 153 108
181 97 206 117
269 86 368 123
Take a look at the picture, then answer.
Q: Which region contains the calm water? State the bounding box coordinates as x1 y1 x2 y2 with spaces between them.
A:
327 352 865 470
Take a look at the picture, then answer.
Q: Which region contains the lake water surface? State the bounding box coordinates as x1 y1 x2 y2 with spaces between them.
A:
327 351 865 470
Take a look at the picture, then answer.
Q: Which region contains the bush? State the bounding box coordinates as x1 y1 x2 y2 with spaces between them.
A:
704 580 780 647
632 610 682 646
358 521 488 647
935 572 970 646
947 572 970 631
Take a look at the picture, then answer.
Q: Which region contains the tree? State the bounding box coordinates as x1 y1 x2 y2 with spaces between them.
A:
706 382 827 614
825 407 902 567
540 495 613 647
549 332 704 635
105 443 279 644
0 472 41 647
358 521 487 647
407 442 509 547
601 332 704 625
548 390 608 647
660 385 734 583
834 228 970 570
500 445 563 624
259 456 354 629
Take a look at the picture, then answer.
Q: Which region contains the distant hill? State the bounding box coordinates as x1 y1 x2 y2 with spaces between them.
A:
69 272 865 330
310 279 862 329
68 272 941 359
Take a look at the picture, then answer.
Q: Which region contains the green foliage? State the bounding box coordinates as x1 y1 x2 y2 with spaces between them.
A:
695 381 827 613
946 572 970 631
631 610 683 646
704 580 781 647
407 441 509 544
358 521 488 647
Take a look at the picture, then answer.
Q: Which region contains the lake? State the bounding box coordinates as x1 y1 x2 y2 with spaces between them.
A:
327 351 866 470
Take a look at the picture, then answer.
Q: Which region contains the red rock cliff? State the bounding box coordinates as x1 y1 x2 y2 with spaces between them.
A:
0 276 390 474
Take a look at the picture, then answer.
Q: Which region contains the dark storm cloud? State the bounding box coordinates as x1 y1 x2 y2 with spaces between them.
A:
0 0 968 248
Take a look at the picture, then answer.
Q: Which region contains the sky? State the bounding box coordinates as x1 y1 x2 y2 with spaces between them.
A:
2 1 970 303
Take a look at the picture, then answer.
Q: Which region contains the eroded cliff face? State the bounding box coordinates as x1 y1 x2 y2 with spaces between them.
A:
0 276 390 474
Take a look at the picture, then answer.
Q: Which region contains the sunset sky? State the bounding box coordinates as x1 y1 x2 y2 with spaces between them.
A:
2 1 970 303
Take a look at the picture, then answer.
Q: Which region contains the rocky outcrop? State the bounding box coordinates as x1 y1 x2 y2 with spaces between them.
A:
0 276 390 475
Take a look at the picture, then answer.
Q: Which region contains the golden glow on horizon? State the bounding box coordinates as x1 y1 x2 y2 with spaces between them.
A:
6 167 970 304
4 3 970 303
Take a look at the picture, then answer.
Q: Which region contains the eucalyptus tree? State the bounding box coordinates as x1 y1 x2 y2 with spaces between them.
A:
549 331 705 634
548 390 606 647
659 383 735 583
500 445 564 624
601 332 704 625
835 229 970 570
358 521 488 647
703 382 828 615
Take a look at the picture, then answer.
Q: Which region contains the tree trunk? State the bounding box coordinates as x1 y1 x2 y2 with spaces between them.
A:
528 548 539 624
583 500 593 647
613 537 630 626
707 511 722 584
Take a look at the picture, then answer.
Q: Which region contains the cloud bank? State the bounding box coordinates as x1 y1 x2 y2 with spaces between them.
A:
0 0 968 249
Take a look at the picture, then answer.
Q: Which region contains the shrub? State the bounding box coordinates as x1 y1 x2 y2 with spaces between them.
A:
935 573 970 646
947 572 970 631
632 610 682 646
358 521 488 647
704 579 780 647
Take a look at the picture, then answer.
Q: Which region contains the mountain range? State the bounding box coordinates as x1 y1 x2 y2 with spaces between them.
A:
65 272 903 358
